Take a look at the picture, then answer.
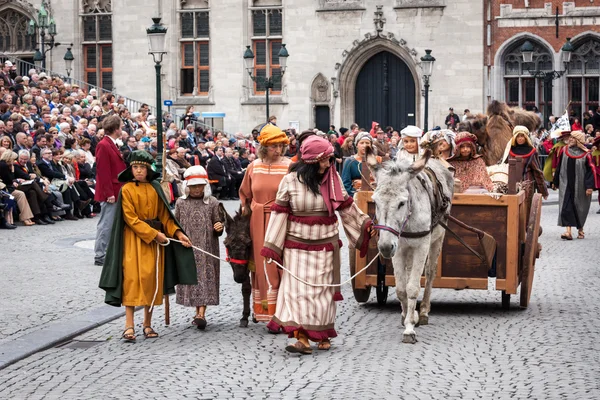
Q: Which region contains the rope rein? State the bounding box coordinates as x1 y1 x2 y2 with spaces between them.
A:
163 238 381 290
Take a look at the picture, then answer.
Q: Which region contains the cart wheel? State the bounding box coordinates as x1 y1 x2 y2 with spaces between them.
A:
501 291 511 310
520 193 542 308
376 285 388 305
349 249 371 303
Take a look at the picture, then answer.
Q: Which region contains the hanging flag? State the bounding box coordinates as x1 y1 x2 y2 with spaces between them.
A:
550 111 571 138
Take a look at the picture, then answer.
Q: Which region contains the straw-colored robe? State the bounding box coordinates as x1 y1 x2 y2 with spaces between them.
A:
239 158 291 321
121 182 179 306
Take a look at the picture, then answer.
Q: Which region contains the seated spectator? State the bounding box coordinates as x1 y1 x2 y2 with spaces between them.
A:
0 150 53 225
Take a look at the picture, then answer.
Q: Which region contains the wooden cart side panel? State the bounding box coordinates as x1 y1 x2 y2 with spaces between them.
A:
441 205 508 279
504 195 522 294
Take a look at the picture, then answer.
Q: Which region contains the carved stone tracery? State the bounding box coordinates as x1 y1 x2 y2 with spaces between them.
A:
82 0 112 14
311 73 330 103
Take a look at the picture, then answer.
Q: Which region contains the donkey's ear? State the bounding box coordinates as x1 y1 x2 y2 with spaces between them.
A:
365 144 380 170
408 149 431 177
219 203 234 229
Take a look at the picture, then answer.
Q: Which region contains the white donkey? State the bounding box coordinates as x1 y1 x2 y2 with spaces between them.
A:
365 148 454 344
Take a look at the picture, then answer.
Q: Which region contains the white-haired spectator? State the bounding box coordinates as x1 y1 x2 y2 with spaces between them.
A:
28 68 36 76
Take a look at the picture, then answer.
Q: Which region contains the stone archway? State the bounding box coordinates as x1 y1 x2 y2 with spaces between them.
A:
336 35 421 128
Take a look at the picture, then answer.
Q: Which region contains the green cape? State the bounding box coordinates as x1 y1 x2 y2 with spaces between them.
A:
543 142 567 182
98 180 197 307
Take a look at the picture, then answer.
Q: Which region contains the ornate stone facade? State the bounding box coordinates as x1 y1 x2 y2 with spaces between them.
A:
2 0 484 133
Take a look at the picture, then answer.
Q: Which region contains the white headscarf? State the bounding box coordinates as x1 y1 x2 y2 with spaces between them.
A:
182 165 212 204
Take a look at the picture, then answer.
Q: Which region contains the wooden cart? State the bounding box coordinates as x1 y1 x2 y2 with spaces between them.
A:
350 159 543 309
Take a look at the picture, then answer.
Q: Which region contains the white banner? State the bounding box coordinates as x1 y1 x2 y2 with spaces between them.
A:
550 111 571 138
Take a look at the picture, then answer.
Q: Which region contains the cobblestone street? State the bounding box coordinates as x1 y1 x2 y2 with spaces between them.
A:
1 199 599 399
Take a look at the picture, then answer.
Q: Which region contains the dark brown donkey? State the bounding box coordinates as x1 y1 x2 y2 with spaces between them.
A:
219 204 252 327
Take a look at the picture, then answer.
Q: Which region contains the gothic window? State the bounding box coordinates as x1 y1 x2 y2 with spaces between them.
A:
179 10 210 96
567 38 600 118
502 39 553 111
81 1 112 90
251 8 282 95
0 9 36 53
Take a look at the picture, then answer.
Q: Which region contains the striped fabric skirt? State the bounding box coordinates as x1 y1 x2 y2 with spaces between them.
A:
267 246 338 341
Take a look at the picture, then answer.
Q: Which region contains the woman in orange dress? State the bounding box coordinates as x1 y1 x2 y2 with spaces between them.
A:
239 124 291 328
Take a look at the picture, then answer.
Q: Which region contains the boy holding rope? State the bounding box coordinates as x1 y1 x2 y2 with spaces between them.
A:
99 150 195 342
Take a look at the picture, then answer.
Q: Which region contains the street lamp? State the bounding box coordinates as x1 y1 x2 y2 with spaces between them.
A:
63 45 74 78
146 17 168 176
520 38 573 128
420 49 435 132
243 43 289 123
27 2 60 70
33 49 43 70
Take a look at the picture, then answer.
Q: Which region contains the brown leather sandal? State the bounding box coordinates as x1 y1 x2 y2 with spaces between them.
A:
143 326 159 339
121 327 136 343
317 339 331 351
285 341 313 355
577 231 585 239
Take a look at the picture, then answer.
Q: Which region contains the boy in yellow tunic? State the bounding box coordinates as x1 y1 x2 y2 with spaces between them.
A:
99 150 195 342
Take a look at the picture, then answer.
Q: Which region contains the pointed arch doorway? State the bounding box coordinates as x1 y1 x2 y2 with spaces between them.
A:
354 51 416 131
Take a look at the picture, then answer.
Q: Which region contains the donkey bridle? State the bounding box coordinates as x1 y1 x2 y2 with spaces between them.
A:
225 248 248 265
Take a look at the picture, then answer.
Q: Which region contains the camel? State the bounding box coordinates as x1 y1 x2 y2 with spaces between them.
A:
365 147 454 344
459 101 541 166
219 204 252 328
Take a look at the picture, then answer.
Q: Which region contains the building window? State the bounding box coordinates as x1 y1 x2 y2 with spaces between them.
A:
180 11 210 96
251 9 282 95
502 40 553 111
0 8 36 53
81 1 112 90
567 38 600 119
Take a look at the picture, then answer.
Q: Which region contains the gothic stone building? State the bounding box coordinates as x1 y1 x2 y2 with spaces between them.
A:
1 0 486 133
486 0 600 120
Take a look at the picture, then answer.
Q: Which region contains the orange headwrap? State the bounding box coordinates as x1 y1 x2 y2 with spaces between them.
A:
258 124 289 146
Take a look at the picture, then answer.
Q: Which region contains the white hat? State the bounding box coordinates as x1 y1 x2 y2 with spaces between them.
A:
182 165 212 203
400 125 423 138
4 61 13 67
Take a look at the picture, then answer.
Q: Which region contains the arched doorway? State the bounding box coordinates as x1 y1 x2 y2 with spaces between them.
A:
354 51 415 131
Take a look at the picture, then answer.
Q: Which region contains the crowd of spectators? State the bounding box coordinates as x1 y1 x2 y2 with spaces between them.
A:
0 61 162 229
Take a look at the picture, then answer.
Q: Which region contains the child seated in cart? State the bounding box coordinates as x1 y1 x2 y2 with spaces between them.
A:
448 132 494 193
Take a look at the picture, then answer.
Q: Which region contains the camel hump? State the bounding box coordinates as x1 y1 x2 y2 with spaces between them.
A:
487 100 508 117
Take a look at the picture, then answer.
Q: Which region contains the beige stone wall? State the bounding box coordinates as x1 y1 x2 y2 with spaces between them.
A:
33 0 484 133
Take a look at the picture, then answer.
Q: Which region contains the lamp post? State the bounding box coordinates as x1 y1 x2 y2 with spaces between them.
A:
146 17 168 176
521 38 573 128
27 2 60 70
243 44 289 123
420 49 435 132
63 45 74 78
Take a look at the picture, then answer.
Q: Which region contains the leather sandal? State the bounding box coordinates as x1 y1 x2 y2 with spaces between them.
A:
577 231 585 239
121 327 136 343
285 341 313 355
560 233 573 240
193 316 207 330
317 339 331 351
143 326 159 339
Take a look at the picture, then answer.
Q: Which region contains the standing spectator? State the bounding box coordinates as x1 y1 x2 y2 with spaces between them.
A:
207 146 232 200
94 115 127 266
444 107 460 130
223 147 243 199
462 109 471 122
373 129 391 161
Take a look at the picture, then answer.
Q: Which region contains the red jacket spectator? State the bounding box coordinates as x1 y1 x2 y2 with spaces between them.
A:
94 135 126 202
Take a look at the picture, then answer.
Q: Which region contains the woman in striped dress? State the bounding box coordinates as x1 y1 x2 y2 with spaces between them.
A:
262 136 373 354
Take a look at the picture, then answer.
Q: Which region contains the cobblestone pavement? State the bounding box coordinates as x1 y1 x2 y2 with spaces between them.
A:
1 198 599 399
